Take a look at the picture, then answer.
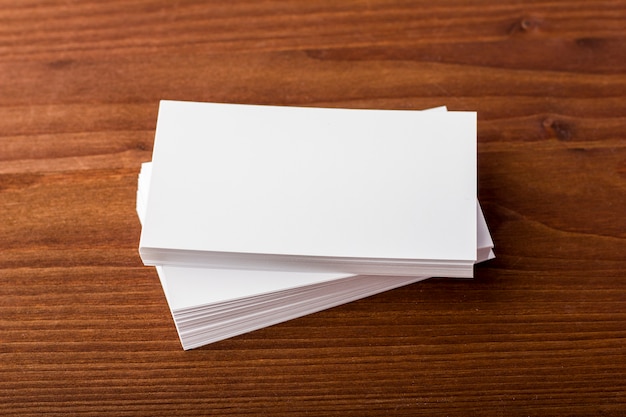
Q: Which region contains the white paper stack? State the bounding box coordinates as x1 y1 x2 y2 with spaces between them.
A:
137 101 494 350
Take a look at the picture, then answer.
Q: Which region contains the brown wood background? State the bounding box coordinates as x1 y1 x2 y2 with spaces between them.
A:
1 1 625 415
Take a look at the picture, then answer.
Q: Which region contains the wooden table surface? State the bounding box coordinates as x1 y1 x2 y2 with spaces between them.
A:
2 1 625 415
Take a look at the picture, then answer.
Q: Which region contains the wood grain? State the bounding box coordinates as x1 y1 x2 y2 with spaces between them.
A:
1 1 625 415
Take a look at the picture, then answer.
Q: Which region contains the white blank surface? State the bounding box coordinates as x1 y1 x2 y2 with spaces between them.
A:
140 101 477 275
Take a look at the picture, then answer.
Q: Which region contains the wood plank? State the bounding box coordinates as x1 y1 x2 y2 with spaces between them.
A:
1 0 625 415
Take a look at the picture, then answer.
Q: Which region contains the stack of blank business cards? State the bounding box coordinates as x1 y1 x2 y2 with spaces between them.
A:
137 101 494 350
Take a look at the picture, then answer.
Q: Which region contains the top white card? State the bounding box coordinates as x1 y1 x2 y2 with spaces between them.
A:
140 101 476 276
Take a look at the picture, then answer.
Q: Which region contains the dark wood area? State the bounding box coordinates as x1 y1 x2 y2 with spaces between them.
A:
1 1 625 415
